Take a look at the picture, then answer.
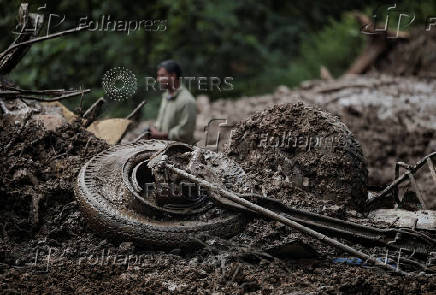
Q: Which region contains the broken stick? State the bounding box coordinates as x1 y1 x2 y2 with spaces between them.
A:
82 97 105 127
0 88 90 102
0 3 44 74
0 25 90 62
150 157 409 275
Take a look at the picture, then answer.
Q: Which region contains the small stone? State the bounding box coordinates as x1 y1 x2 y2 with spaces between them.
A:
120 272 138 280
119 241 134 252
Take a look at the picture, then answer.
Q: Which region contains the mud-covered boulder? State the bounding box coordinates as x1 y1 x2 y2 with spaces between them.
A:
226 103 368 211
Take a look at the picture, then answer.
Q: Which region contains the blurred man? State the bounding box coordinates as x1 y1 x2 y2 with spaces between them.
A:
149 60 197 144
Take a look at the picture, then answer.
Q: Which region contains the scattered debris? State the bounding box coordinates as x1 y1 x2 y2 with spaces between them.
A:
154 145 433 275
369 209 436 230
367 152 436 210
1 4 436 290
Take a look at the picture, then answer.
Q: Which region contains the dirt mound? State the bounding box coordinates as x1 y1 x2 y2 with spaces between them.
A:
374 28 436 77
0 116 108 240
2 97 435 294
189 75 436 196
226 103 368 211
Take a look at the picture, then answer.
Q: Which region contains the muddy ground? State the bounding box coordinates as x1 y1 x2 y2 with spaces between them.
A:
193 74 436 207
2 73 436 294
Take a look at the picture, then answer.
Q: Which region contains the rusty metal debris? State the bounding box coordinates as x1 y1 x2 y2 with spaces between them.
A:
367 152 436 210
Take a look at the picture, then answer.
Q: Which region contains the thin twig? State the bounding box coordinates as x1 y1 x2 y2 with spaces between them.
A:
1 85 75 95
83 137 92 154
0 25 90 60
18 89 91 102
78 85 85 115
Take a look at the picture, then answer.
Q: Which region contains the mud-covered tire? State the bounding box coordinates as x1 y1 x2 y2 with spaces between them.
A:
75 140 247 249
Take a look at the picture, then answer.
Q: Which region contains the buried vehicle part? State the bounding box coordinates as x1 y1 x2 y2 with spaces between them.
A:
75 140 248 248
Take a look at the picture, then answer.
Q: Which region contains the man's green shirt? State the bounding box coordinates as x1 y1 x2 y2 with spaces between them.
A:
155 84 197 144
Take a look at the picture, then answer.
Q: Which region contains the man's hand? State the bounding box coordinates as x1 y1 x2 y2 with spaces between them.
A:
150 126 168 140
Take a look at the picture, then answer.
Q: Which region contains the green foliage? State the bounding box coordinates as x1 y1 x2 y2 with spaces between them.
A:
1 0 433 118
296 13 365 79
241 13 365 95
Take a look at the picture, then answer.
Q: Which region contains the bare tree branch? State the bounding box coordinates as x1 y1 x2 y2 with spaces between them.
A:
0 25 90 61
16 89 91 102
